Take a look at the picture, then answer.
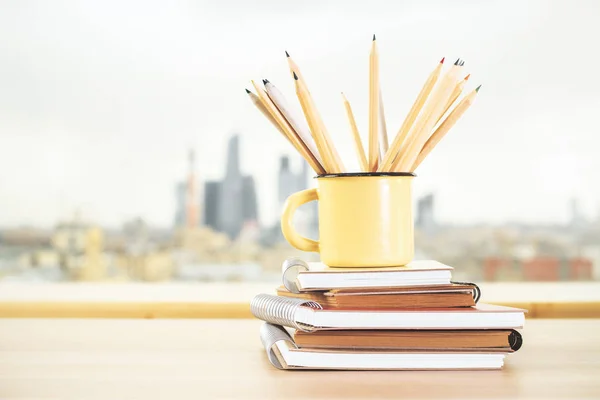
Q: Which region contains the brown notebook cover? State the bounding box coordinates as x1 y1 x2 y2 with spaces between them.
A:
276 282 479 309
294 329 523 352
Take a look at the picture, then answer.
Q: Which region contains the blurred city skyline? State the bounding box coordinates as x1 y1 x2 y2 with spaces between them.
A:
1 0 600 229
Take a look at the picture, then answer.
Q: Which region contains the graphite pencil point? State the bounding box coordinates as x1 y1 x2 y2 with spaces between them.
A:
293 71 299 80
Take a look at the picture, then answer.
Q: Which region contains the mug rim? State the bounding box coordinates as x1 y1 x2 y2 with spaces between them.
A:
316 172 416 178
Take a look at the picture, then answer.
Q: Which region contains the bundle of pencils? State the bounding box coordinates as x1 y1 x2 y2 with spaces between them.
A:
246 36 481 174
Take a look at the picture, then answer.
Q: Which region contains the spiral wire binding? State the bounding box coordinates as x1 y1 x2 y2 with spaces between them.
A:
251 293 323 332
281 257 309 293
259 323 296 370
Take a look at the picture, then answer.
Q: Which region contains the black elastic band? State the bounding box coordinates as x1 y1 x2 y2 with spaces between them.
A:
509 330 523 351
451 281 481 304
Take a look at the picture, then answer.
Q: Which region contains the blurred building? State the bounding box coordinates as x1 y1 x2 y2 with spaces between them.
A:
203 134 259 240
0 228 53 275
118 251 175 282
174 182 186 228
174 149 202 228
174 135 258 240
116 218 175 282
204 181 220 231
52 220 109 281
416 193 436 232
0 228 51 248
482 256 592 281
186 150 201 228
278 156 306 205
53 221 89 255
569 197 585 229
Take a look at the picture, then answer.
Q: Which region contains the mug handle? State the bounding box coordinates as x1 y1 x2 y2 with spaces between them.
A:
281 188 319 253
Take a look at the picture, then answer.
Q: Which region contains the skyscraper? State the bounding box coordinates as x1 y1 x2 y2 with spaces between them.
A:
569 198 585 228
203 181 221 232
416 193 436 231
218 135 245 239
174 149 202 229
203 134 259 239
242 176 258 222
185 150 200 228
174 182 186 227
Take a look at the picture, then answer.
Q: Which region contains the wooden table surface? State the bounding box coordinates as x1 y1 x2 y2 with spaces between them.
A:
0 319 598 399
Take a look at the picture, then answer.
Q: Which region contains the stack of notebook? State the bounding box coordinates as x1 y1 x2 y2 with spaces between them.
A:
251 259 525 370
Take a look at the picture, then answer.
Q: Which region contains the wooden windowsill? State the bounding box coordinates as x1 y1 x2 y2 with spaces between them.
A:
0 282 599 318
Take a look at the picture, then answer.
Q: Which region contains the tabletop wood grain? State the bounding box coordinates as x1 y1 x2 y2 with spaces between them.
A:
0 319 598 399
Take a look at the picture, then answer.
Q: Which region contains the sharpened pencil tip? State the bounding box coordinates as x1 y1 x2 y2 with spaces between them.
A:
245 88 251 94
373 34 376 41
293 71 298 80
285 50 290 57
440 57 445 64
476 85 482 92
460 60 465 66
454 58 461 65
262 79 269 85
464 74 471 81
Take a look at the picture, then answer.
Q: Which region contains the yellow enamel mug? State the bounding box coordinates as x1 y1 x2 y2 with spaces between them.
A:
281 172 415 267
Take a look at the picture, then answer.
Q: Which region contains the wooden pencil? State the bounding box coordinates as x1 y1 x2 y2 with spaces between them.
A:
286 52 345 172
378 57 444 172
285 50 306 84
342 92 368 172
378 87 389 162
250 81 326 175
293 72 337 173
392 58 464 172
436 73 469 125
411 85 480 171
245 88 289 139
368 35 380 171
264 79 324 167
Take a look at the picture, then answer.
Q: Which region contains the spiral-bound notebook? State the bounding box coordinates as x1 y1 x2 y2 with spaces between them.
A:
290 260 453 291
260 323 510 370
251 294 525 332
276 282 480 309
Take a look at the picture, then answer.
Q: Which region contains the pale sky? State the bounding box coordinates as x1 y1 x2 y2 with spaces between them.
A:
1 0 599 229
